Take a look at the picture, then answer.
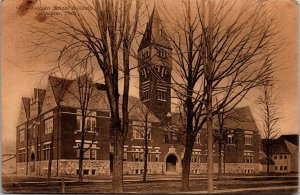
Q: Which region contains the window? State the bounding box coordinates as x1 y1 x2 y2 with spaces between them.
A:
91 170 96 175
19 129 25 142
164 132 169 143
157 81 167 101
274 155 277 159
83 169 89 175
43 143 51 160
147 152 152 162
159 24 163 36
160 66 165 77
132 121 151 140
141 48 150 59
141 81 150 101
155 153 159 162
172 132 178 141
280 155 283 159
77 111 97 132
82 149 96 160
284 166 287 170
124 148 127 161
45 117 53 134
244 134 253 145
139 152 144 162
157 90 167 101
76 143 97 160
275 166 277 170
284 155 287 159
228 134 234 144
32 125 37 138
195 133 201 144
192 151 201 163
280 166 283 170
243 151 254 163
18 148 26 162
158 48 167 58
132 148 141 162
90 149 96 160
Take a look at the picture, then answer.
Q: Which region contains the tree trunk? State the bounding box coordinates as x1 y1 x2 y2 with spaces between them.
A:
78 115 86 183
112 130 124 193
47 133 54 186
26 123 29 175
143 147 148 183
78 146 84 182
223 144 226 174
143 119 148 183
206 1 214 192
181 135 194 191
266 139 270 173
218 140 222 177
206 80 214 193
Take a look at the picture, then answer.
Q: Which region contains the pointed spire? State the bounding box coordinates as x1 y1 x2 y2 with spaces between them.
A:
138 4 172 51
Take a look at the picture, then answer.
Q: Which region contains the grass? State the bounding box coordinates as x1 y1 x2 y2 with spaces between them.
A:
2 174 299 194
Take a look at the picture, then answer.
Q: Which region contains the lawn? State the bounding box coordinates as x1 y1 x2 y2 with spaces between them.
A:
2 175 298 194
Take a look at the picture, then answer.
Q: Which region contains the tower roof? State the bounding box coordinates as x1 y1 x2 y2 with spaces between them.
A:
138 6 172 51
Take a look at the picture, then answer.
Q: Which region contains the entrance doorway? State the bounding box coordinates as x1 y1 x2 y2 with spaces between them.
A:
30 152 35 173
109 153 114 173
166 154 177 172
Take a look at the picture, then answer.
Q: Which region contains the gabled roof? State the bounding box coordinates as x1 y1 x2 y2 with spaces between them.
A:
223 106 259 131
127 96 160 123
47 76 160 123
279 134 298 146
262 138 291 154
22 97 31 120
34 88 46 113
49 76 73 104
170 106 259 132
138 6 172 51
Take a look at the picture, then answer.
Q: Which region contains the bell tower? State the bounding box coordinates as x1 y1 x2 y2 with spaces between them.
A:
138 7 172 122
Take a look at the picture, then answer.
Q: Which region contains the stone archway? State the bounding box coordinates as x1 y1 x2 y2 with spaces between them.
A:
165 153 181 175
166 154 177 172
30 152 35 173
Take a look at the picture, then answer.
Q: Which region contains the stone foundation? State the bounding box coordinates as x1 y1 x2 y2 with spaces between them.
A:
224 163 260 174
17 160 110 176
17 161 260 176
123 162 164 175
16 162 27 175
58 160 110 176
190 163 260 174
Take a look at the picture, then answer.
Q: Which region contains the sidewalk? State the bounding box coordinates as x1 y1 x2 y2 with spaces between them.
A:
181 185 299 194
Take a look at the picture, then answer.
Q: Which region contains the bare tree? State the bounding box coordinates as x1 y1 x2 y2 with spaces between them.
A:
213 108 227 177
159 0 278 192
29 0 142 192
47 132 54 186
257 82 280 173
213 107 251 177
133 103 156 183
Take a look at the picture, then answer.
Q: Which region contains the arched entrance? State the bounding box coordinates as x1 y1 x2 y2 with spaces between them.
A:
30 152 35 173
166 154 177 173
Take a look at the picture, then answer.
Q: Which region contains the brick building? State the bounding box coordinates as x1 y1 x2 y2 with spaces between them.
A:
16 8 261 176
261 135 298 173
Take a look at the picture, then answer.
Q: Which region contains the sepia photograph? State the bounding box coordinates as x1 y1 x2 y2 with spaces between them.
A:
1 0 299 194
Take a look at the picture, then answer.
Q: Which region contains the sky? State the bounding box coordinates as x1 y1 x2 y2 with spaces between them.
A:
1 0 298 154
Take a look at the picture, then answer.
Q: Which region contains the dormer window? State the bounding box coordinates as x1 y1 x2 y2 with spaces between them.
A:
159 24 163 36
158 49 167 58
